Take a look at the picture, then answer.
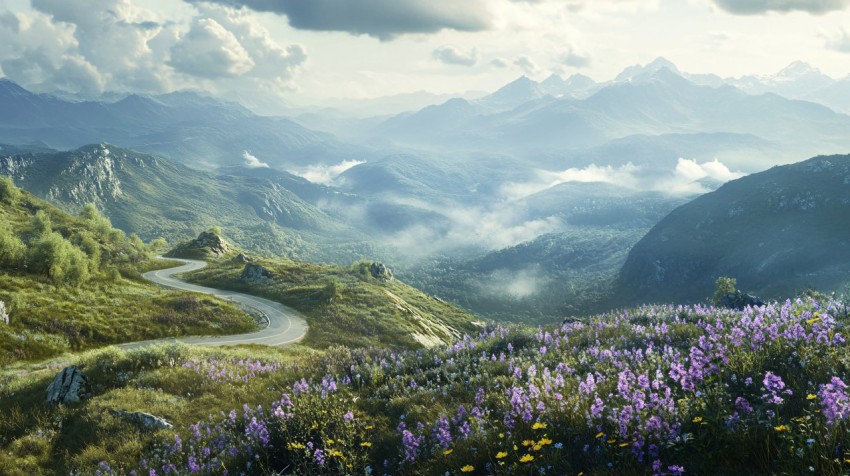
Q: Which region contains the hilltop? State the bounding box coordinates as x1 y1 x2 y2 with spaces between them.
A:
170 229 482 350
616 154 850 304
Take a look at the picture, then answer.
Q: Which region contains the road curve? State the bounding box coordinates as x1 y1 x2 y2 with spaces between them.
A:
119 257 308 350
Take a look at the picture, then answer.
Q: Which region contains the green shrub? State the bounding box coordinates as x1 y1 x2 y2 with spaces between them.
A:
29 232 91 285
0 175 20 204
0 222 25 269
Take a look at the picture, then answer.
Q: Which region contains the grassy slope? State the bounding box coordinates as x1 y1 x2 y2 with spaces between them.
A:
0 187 256 364
3 297 850 475
0 144 366 261
182 256 482 350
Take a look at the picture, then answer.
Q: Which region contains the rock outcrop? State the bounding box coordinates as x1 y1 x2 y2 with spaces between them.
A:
46 366 93 405
109 410 173 430
234 253 252 264
370 262 393 281
0 301 8 325
190 231 230 256
718 291 765 310
241 263 274 284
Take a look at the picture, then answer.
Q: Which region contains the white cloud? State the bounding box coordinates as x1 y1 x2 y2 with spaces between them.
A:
170 17 254 78
291 160 366 184
478 266 550 298
242 150 269 168
513 55 540 75
825 28 850 52
501 158 745 200
432 46 478 66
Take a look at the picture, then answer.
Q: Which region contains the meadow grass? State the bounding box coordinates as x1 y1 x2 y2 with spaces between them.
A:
3 297 850 475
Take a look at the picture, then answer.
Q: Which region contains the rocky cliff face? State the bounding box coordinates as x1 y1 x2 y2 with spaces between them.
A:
615 154 850 305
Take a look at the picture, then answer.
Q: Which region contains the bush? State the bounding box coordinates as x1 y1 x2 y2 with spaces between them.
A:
29 232 91 285
0 175 20 204
29 210 52 239
712 276 737 305
0 223 25 269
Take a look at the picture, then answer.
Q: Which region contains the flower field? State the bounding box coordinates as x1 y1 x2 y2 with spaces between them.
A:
92 297 850 475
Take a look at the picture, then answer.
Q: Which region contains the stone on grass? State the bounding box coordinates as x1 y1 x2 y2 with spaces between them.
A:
109 409 173 430
46 366 93 405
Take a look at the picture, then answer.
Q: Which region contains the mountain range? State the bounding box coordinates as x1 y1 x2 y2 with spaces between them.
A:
0 79 356 170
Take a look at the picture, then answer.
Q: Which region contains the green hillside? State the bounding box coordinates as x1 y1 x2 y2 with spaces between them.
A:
172 237 482 350
0 144 369 262
0 177 256 364
616 154 850 305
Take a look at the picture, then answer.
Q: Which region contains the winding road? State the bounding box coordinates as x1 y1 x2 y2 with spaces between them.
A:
119 257 308 350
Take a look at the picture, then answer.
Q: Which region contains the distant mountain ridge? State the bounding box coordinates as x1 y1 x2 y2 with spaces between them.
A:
615 154 850 305
0 79 357 170
373 60 850 166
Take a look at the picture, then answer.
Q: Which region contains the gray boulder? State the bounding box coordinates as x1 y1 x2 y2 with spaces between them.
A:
0 301 8 325
370 262 393 281
234 253 252 264
109 410 173 430
46 366 93 405
241 263 274 284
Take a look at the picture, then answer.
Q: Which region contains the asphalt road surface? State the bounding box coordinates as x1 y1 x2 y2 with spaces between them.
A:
119 257 308 350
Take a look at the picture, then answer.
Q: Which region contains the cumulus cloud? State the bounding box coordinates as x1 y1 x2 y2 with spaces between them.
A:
513 55 539 75
432 46 478 66
170 17 254 78
490 57 510 68
501 158 745 200
242 150 269 168
562 48 591 68
186 0 492 40
291 160 366 185
191 4 307 84
710 0 850 14
0 1 307 97
825 28 850 53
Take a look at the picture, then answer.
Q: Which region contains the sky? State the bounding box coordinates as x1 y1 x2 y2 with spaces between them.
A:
1 0 849 107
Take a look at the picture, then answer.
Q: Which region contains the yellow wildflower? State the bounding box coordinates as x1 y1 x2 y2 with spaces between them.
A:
498 433 505 438
692 417 703 423
287 442 306 450
807 394 817 400
443 449 453 456
532 422 548 430
538 438 553 446
365 425 374 430
329 450 343 457
807 317 821 324
522 439 535 447
520 454 535 463
533 444 542 451
326 439 335 445
360 442 372 447
595 432 604 438
496 451 508 459
513 444 519 450
775 425 789 432
460 465 475 473
607 439 616 444
619 442 630 448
